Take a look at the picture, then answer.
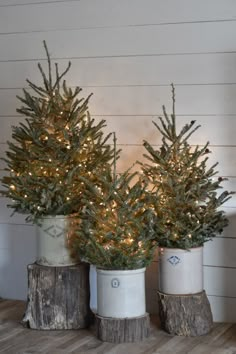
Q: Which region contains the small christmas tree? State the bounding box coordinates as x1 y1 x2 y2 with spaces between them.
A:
1 41 117 223
140 84 233 249
71 135 157 270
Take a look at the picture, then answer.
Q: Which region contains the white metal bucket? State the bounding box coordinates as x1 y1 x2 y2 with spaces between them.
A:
158 247 203 294
97 267 146 318
36 215 76 266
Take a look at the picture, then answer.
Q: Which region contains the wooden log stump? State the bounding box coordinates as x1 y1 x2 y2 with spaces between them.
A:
157 290 213 336
22 262 92 330
95 313 150 343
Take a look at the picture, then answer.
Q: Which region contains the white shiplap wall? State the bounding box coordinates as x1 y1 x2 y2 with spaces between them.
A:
0 0 236 322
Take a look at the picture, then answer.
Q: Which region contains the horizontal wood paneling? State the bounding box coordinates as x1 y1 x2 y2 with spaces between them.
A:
204 266 236 298
204 238 236 268
0 0 236 34
1 22 236 62
0 197 30 225
0 0 235 322
1 113 236 147
208 296 236 323
0 223 36 300
0 0 67 4
1 86 236 117
1 54 236 89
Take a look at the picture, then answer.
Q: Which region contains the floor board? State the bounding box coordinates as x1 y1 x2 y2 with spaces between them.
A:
0 299 236 354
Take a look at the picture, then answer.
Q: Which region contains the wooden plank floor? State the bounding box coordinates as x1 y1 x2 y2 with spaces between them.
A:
0 300 236 354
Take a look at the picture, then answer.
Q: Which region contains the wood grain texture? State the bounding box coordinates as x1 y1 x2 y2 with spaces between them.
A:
0 300 236 354
95 314 150 343
22 263 91 329
157 290 213 336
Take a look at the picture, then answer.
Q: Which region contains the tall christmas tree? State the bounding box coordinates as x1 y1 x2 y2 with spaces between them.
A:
71 135 157 270
1 41 117 223
140 84 233 249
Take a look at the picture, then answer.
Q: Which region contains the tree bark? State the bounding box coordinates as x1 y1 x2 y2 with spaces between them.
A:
157 290 213 336
22 262 92 330
95 313 150 343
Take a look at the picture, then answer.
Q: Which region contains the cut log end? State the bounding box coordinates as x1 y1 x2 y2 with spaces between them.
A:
95 313 150 343
157 290 213 336
22 262 92 330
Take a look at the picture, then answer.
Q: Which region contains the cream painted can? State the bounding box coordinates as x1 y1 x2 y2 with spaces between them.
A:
158 247 203 294
97 268 146 318
36 215 76 266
